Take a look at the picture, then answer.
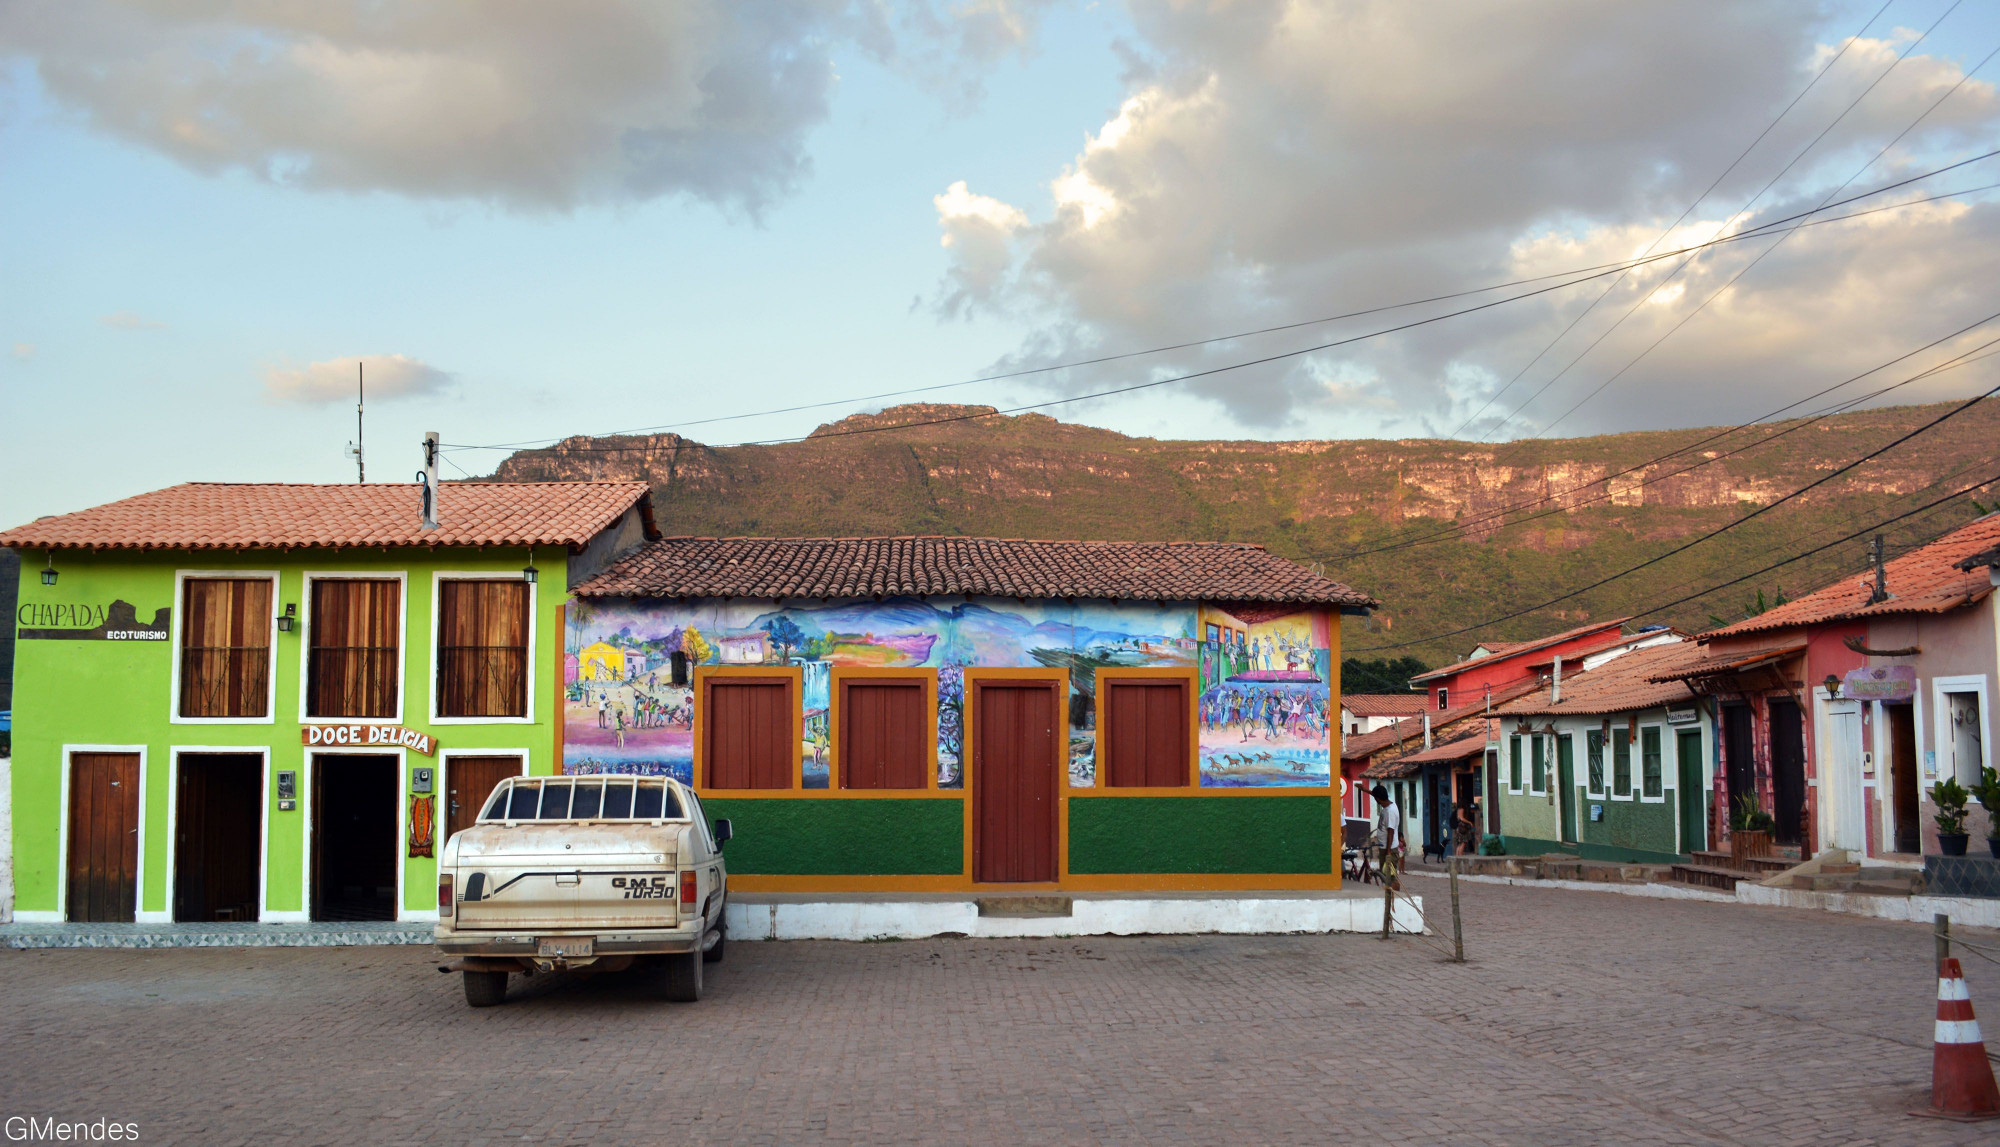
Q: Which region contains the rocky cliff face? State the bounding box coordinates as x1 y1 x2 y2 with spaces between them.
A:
492 399 2000 665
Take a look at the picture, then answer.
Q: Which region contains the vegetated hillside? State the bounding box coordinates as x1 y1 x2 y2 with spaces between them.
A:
490 399 2000 667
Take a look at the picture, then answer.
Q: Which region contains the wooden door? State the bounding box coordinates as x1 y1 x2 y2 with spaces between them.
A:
1769 698 1807 848
1722 704 1754 821
973 679 1060 884
1887 704 1919 854
175 753 261 922
1101 678 1190 788
446 756 522 841
68 752 140 922
839 680 929 789
1676 730 1705 855
703 676 795 789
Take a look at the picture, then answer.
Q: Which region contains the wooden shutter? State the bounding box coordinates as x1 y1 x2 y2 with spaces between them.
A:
179 578 272 718
1101 678 1190 788
308 579 401 718
703 677 794 789
839 679 928 789
437 580 528 718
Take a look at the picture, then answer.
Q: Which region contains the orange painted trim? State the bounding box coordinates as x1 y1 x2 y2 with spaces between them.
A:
1066 786 1336 798
1090 666 1199 791
698 789 965 800
727 872 1343 894
552 604 566 776
692 665 804 791
962 667 1069 886
829 666 939 791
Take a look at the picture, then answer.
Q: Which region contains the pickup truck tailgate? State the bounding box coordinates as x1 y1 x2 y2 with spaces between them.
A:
453 823 681 932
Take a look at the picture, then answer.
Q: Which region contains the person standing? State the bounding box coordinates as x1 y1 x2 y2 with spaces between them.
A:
1371 783 1404 890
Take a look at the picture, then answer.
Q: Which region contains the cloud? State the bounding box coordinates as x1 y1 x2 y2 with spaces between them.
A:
264 354 454 405
11 343 33 361
933 180 1031 315
0 1 1054 214
933 2 2000 436
99 311 165 330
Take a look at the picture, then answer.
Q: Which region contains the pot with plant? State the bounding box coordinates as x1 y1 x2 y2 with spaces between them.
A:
1729 793 1775 862
1932 775 1972 857
1972 767 2000 859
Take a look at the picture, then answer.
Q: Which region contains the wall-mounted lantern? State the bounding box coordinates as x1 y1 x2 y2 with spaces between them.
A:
1822 673 1841 701
41 552 57 586
522 546 539 586
277 602 297 633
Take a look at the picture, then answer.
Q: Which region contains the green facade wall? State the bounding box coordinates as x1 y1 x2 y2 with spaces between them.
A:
1068 796 1333 874
1490 713 1710 863
10 547 565 922
702 799 963 875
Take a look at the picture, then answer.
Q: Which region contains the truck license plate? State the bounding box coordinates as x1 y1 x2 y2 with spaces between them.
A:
536 937 594 958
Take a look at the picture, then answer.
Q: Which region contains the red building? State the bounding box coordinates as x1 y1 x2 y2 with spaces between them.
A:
1407 618 1633 713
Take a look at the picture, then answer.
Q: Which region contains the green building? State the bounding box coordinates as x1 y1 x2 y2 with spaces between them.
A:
1489 639 1714 864
2 481 653 924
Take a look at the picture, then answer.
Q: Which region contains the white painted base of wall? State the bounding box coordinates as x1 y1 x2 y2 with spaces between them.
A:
1412 871 1736 904
1736 883 2000 929
259 911 310 924
12 910 60 924
724 896 1425 941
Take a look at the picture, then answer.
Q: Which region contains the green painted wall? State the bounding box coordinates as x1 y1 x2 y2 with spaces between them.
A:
702 798 963 874
1576 793 1679 855
10 547 565 921
1495 787 1560 842
1496 835 1687 865
1068 795 1332 874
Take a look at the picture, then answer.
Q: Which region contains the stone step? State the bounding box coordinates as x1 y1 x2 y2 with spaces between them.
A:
1670 864 1745 891
1690 850 1793 875
975 896 1073 919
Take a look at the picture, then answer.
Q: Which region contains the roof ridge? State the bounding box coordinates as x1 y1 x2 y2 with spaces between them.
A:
644 534 1272 548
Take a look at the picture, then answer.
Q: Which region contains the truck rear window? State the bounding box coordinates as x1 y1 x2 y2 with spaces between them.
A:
480 778 683 822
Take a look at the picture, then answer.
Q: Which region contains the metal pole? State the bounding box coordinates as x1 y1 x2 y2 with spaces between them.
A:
1381 878 1394 938
1449 856 1465 963
1937 912 1951 970
356 361 366 483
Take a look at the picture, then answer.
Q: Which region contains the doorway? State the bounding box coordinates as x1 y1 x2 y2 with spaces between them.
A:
1769 698 1806 848
445 756 523 842
1722 703 1753 824
174 753 261 922
1886 704 1919 854
1483 750 1501 837
1556 734 1577 844
312 753 399 922
972 677 1060 884
1676 729 1704 855
67 751 141 923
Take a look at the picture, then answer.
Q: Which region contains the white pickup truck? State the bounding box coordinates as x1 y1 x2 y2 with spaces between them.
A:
434 775 731 1006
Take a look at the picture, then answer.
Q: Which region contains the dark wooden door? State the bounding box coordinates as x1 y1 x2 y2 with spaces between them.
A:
175 753 261 922
311 754 398 922
840 680 929 789
1722 704 1754 822
1769 698 1807 848
1556 735 1577 843
68 752 140 922
446 756 522 840
973 679 1060 884
1483 750 1500 835
1887 704 1919 854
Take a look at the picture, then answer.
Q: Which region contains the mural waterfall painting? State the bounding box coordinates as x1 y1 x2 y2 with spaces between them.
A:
563 597 1335 788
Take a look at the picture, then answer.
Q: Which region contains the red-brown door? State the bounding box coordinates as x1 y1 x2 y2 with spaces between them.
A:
973 679 1060 883
68 752 141 922
174 753 262 922
840 679 929 789
446 756 523 841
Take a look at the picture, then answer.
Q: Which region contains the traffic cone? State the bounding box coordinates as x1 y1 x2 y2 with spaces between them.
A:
1915 958 2000 1121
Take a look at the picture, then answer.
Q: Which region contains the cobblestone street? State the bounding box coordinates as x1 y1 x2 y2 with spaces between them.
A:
3 880 1997 1145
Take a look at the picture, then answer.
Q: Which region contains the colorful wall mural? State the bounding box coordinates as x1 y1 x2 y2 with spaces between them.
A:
562 596 1334 789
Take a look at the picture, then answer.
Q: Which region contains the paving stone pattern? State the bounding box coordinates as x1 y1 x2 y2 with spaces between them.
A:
1 881 1997 1145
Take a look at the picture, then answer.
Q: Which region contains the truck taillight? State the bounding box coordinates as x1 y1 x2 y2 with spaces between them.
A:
438 874 454 917
679 870 697 909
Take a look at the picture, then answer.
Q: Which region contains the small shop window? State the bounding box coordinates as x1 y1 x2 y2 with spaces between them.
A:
179 576 274 718
1100 675 1193 788
1508 736 1523 793
839 677 930 790
1612 731 1633 798
1641 726 1663 799
703 675 796 789
1586 730 1605 797
436 579 529 718
307 578 401 718
1437 688 1449 711
1530 735 1547 794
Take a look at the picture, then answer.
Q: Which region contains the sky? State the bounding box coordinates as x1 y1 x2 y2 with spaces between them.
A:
3 0 1999 527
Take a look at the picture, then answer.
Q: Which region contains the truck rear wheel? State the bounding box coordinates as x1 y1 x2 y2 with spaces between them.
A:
661 951 704 1002
463 969 508 1007
703 918 726 965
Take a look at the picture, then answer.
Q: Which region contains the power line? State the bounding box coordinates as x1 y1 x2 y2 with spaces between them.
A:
1344 373 2000 652
1446 0 1895 440
1517 11 1989 440
1335 307 2000 560
446 155 2000 462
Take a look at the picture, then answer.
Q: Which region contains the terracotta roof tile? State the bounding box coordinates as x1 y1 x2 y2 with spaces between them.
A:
575 536 1376 608
1497 640 1702 716
1646 643 1805 684
0 482 654 552
1706 514 2000 639
1341 678 1540 762
1408 618 1633 683
1341 693 1429 717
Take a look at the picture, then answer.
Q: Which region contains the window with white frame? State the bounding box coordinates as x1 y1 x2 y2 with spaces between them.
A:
1612 729 1633 798
1641 726 1663 799
1530 735 1547 794
1508 735 1523 793
1586 729 1605 797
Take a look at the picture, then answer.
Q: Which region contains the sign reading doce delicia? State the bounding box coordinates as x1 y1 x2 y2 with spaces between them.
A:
302 724 439 755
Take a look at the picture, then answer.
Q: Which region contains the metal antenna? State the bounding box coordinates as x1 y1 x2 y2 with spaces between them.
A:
356 361 366 483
